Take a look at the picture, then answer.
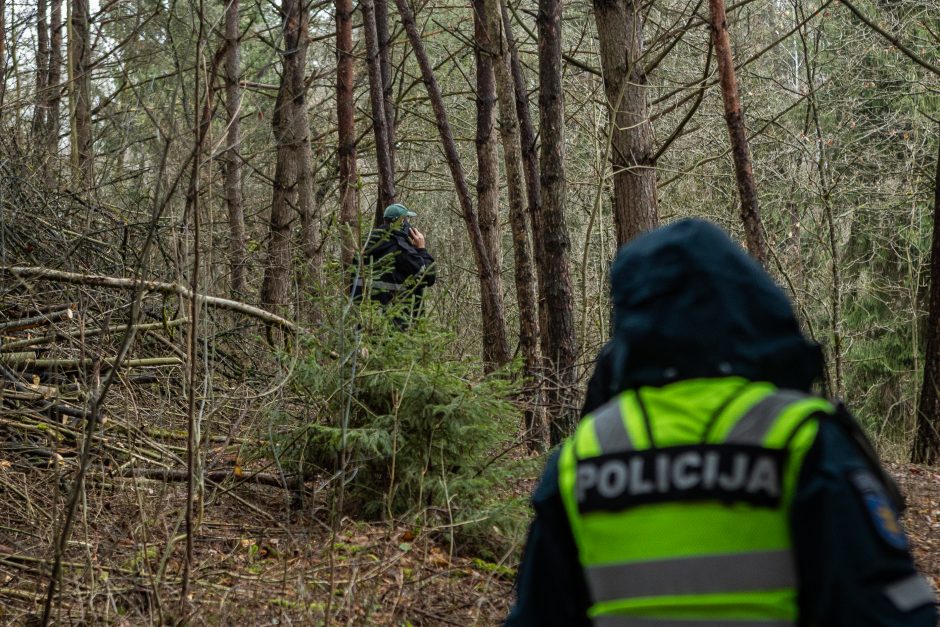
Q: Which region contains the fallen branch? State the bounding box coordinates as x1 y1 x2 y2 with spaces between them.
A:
9 356 182 370
2 267 300 332
126 467 314 490
0 308 73 333
0 318 189 352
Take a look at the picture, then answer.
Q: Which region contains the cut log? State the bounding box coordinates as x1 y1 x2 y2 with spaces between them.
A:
17 356 182 370
0 318 188 352
126 467 315 490
0 308 73 333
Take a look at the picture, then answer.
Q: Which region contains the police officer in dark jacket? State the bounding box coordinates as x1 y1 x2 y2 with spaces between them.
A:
352 203 436 327
507 219 937 627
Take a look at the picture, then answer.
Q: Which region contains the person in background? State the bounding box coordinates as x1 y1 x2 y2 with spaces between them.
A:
507 218 937 627
352 203 436 328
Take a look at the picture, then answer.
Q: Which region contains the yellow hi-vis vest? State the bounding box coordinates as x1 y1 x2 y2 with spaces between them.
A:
558 378 834 627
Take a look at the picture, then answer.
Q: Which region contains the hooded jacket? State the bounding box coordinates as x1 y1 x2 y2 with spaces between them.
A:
507 219 936 627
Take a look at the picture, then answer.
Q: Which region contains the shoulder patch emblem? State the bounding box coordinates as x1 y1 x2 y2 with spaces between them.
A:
849 469 908 551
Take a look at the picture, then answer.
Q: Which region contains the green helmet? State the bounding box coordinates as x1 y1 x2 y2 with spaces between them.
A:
383 203 417 221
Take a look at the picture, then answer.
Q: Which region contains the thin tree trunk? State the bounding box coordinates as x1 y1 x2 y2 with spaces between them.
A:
336 0 359 268
538 0 577 445
395 0 507 368
362 0 396 224
473 0 510 370
0 0 6 110
912 129 940 465
501 3 549 350
375 0 396 178
593 0 659 246
224 0 246 296
32 0 49 141
261 0 314 309
68 0 92 187
480 0 543 447
45 0 61 165
708 0 766 265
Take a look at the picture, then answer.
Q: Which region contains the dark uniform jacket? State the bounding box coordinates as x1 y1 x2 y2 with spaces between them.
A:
507 219 938 627
352 225 436 324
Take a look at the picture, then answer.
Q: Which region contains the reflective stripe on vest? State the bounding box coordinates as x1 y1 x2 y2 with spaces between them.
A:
594 617 794 627
560 381 830 626
353 277 404 292
585 550 795 603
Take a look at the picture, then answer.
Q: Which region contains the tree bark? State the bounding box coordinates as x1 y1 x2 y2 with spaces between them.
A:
538 0 577 445
592 0 659 246
362 0 396 225
473 0 510 370
224 0 247 296
480 0 543 447
375 0 396 179
31 0 49 141
395 0 507 368
708 0 766 265
68 0 93 187
261 0 316 309
912 129 940 465
502 4 549 350
45 0 62 164
0 0 6 110
336 0 359 268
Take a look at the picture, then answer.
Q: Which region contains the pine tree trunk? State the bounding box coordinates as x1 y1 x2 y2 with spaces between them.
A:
708 0 766 265
395 0 507 370
0 0 6 110
261 0 314 309
362 0 396 224
224 0 247 296
593 0 658 246
45 0 61 165
375 0 396 178
912 130 940 465
68 0 92 187
336 0 359 268
501 3 549 352
538 0 577 445
32 0 49 141
481 0 543 447
473 0 510 370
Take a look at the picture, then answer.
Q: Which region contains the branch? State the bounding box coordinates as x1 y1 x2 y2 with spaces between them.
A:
839 0 940 77
1 267 301 332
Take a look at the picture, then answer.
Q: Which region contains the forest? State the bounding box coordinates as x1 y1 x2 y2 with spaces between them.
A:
0 0 937 623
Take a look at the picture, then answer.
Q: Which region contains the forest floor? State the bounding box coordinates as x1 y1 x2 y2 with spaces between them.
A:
0 452 937 625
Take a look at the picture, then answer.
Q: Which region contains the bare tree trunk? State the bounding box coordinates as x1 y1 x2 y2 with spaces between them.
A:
45 0 61 164
473 0 510 370
538 0 577 445
501 4 549 348
336 0 359 268
708 0 766 265
68 0 92 187
375 0 396 178
0 0 6 110
480 0 543 447
261 0 314 309
224 0 247 296
362 0 396 225
31 0 49 141
593 0 659 246
912 128 940 465
395 0 507 367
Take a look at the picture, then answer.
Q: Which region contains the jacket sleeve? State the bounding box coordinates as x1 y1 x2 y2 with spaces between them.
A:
791 418 938 627
505 450 592 627
393 238 436 287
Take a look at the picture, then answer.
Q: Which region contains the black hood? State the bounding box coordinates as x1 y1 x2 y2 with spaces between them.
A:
609 218 823 391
